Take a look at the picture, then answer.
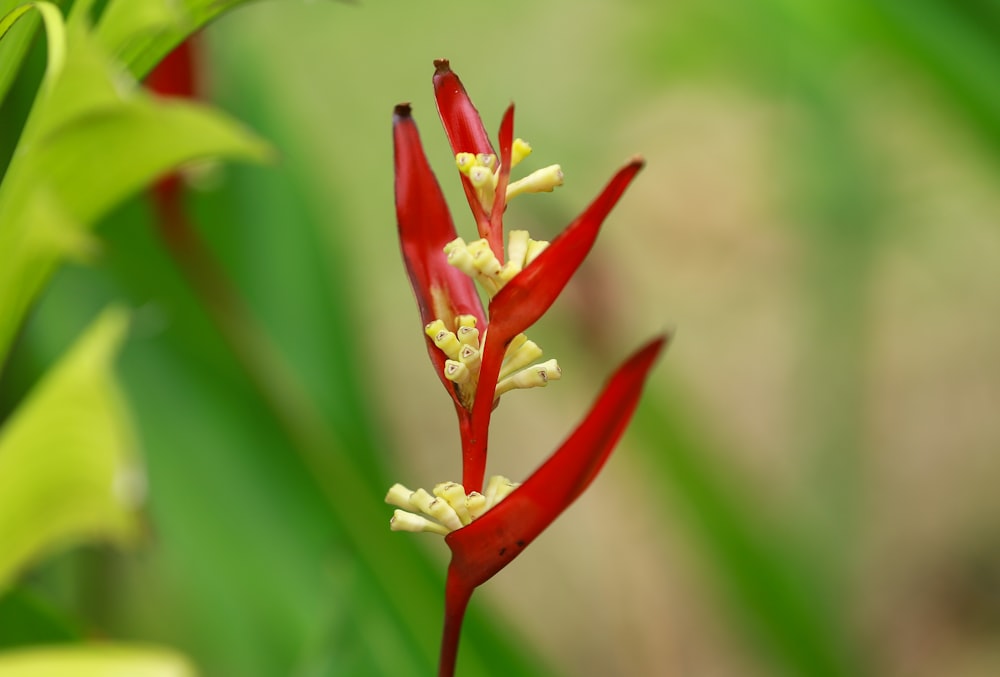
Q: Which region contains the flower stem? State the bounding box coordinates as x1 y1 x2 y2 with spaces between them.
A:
440 566 474 677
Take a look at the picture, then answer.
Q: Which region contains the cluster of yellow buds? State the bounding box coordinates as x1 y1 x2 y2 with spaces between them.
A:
444 229 549 297
455 138 563 214
425 315 561 409
386 476 521 535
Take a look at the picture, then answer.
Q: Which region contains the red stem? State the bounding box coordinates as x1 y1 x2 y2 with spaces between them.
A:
439 566 474 677
462 326 510 492
457 406 481 491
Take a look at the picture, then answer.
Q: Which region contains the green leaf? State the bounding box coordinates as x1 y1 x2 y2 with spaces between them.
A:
0 1 56 106
0 307 140 593
0 7 271 367
0 644 196 677
92 0 184 75
96 0 252 79
0 588 80 650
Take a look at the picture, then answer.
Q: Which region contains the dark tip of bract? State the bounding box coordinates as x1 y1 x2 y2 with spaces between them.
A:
433 58 451 74
394 102 412 119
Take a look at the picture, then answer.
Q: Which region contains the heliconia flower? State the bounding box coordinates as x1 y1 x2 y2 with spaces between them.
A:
390 61 667 676
394 60 646 492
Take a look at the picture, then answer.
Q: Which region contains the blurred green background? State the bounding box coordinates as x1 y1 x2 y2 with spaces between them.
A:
3 0 1000 675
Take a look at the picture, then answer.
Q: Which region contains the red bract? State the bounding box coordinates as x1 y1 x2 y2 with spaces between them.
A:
433 59 498 248
394 103 486 407
390 61 666 677
439 337 666 676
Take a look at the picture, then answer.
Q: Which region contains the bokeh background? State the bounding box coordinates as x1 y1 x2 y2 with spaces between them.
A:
4 0 1000 675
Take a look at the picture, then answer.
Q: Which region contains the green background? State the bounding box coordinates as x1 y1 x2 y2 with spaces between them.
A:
3 0 1000 675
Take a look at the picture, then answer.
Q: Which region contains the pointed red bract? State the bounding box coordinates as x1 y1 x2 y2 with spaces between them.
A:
446 335 667 587
433 59 495 158
488 157 645 345
486 105 515 259
437 337 667 672
433 59 495 241
394 104 485 401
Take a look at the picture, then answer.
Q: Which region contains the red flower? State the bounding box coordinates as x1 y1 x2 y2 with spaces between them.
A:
390 61 666 676
146 38 200 219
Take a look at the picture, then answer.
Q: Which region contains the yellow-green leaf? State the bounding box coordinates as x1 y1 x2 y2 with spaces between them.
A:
0 6 271 366
0 308 140 592
93 0 185 71
0 1 64 104
97 0 248 78
0 644 196 677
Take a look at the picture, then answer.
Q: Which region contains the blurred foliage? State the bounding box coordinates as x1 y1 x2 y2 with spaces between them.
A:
3 0 1000 676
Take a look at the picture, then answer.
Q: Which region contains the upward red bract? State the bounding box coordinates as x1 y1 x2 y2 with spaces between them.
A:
393 104 485 406
438 336 668 677
447 335 667 587
433 59 498 248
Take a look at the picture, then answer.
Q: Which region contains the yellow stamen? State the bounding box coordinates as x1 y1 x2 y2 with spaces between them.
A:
459 344 482 372
444 360 471 384
483 475 520 509
426 320 462 359
466 240 503 284
525 238 550 266
444 238 476 276
457 325 480 347
495 359 562 397
476 153 497 171
385 483 414 510
506 230 530 270
466 492 487 520
504 333 528 358
456 153 477 176
506 164 564 200
511 138 532 168
469 165 495 189
386 476 520 536
390 509 450 535
409 488 435 514
426 497 464 531
499 339 543 380
435 482 473 525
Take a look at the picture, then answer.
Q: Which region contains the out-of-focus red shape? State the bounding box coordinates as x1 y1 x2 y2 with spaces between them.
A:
433 59 495 243
145 38 200 223
448 335 667 586
394 104 486 405
145 38 198 99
